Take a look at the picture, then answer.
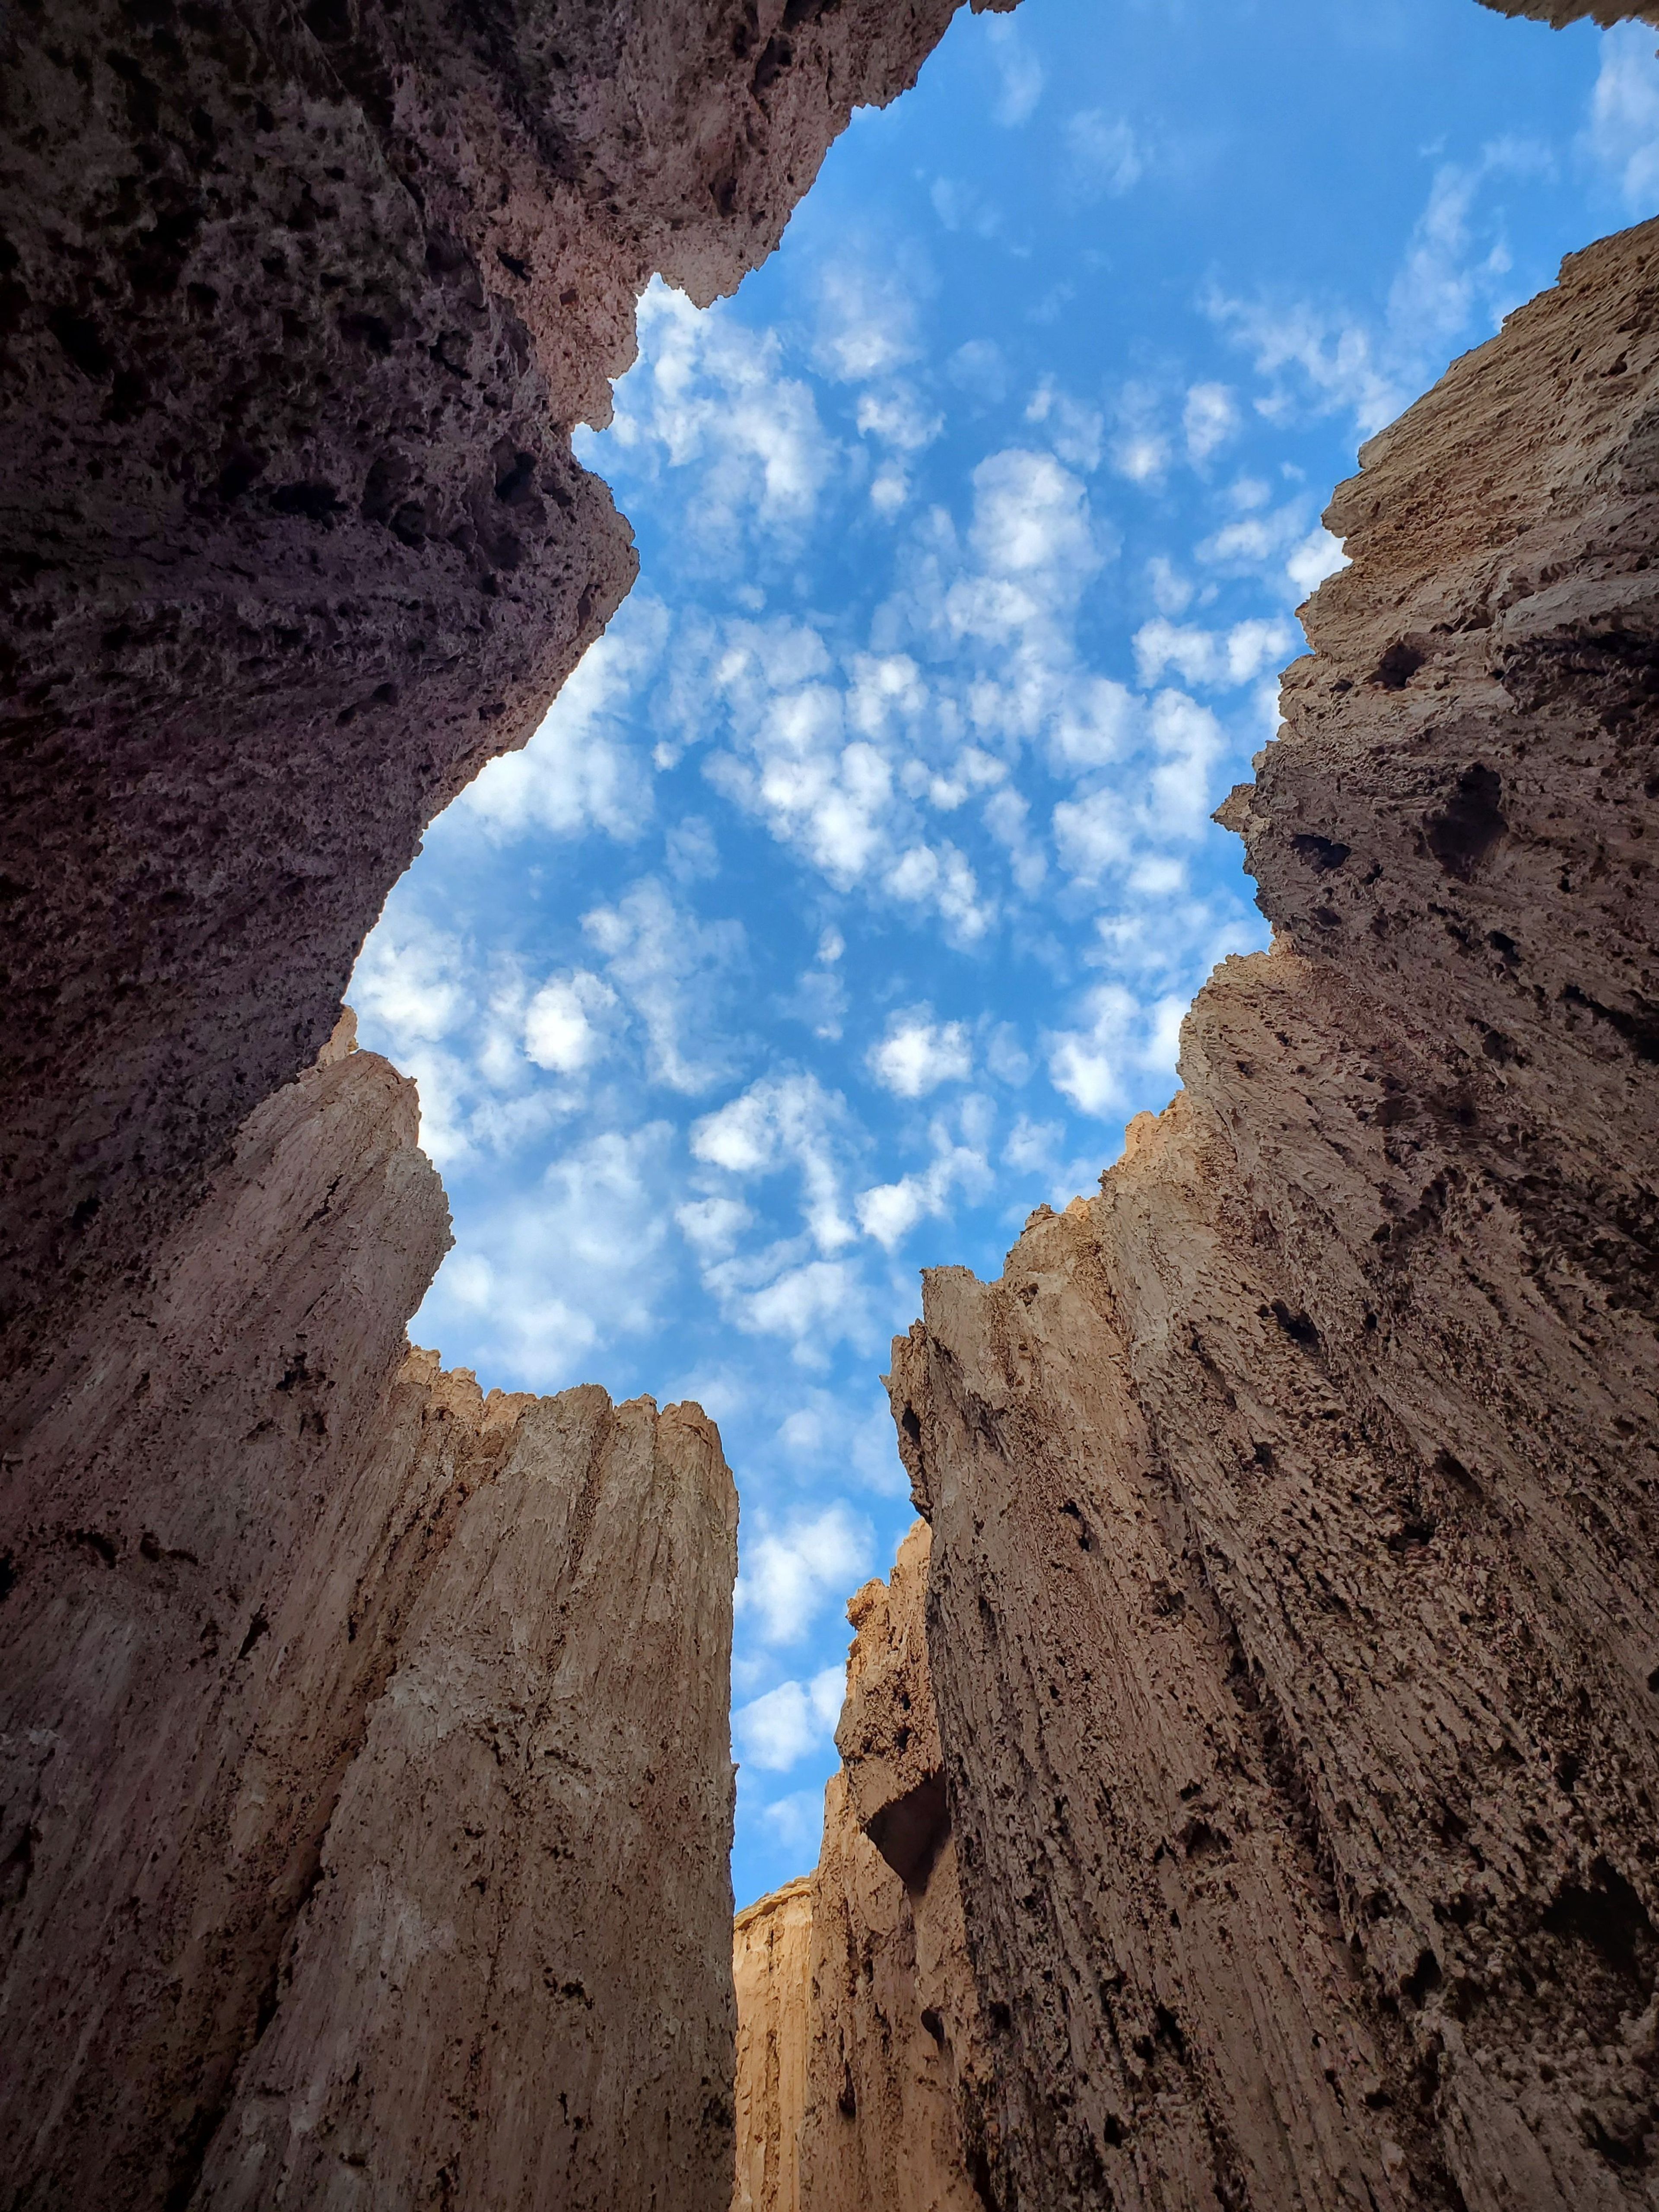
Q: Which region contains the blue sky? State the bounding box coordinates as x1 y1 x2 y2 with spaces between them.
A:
352 0 1659 1908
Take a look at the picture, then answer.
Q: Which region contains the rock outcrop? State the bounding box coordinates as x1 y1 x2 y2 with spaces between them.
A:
884 216 1659 2210
736 211 1659 2212
731 1526 988 2212
0 0 1010 1387
733 1878 815 2212
1479 1 1659 25
0 1031 740 2211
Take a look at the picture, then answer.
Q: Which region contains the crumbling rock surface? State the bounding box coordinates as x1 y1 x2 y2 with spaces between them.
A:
734 1877 815 2212
0 0 1008 1383
732 1525 988 2212
1478 1 1659 25
0 1036 740 2211
885 216 1659 2210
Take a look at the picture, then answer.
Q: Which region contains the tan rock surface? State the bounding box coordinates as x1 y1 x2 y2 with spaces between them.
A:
733 1877 815 2212
731 1526 988 2212
802 1527 992 2212
889 216 1659 2211
0 1043 739 2211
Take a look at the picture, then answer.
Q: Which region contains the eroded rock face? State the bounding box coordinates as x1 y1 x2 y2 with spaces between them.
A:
0 1038 740 2211
887 217 1659 2210
1478 1 1659 25
733 1877 815 2212
0 0 1007 1383
732 1526 988 2212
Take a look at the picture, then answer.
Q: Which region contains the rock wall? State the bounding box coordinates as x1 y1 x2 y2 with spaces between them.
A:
733 1877 815 2212
0 0 1009 1387
731 1526 988 2212
886 215 1659 2210
0 1030 740 2211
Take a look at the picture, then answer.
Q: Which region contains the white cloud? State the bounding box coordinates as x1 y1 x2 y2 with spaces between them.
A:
1286 527 1350 600
353 914 465 1046
969 448 1096 578
1026 379 1104 471
582 878 743 1094
600 281 833 544
1208 147 1546 442
1065 111 1145 199
761 1789 829 1853
1133 616 1294 691
736 1502 874 1644
1047 984 1189 1119
412 1122 674 1387
814 261 920 384
523 970 617 1074
733 1667 847 1770
691 1072 859 1254
986 17 1044 126
868 1011 972 1099
462 597 665 844
1586 27 1659 211
949 339 1010 403
1183 382 1239 464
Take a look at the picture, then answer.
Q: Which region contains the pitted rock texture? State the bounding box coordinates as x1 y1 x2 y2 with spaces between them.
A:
1478 1 1659 24
731 1526 988 2212
0 0 1009 1382
887 216 1659 2211
0 1039 739 2212
733 1877 815 2212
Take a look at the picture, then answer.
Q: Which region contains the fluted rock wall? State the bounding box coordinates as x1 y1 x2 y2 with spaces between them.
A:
734 1877 815 2212
731 1526 988 2212
0 1031 740 2211
0 0 1008 1387
886 215 1659 2211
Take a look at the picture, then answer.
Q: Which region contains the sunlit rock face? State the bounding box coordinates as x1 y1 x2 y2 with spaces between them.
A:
0 0 1010 1390
888 216 1659 2211
731 1525 988 2212
0 1033 741 2210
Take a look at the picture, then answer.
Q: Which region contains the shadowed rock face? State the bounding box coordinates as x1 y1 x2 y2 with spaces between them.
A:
0 0 1007 1387
887 216 1659 2211
1478 0 1659 24
0 1033 741 2211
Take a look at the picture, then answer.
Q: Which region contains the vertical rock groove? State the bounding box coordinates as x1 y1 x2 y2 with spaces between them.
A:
0 1036 741 2209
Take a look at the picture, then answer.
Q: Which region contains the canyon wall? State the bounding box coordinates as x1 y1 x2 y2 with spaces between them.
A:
731 1525 989 2212
0 0 1008 1389
0 1028 740 2211
736 208 1659 2212
885 214 1659 2209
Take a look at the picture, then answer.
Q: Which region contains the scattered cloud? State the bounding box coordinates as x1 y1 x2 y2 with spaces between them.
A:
734 1667 846 1770
868 1011 972 1099
1584 26 1659 211
736 1503 875 1645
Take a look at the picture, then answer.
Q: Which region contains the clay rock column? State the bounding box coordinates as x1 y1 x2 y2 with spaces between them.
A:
0 1039 739 2212
197 1388 739 2211
733 1877 816 2212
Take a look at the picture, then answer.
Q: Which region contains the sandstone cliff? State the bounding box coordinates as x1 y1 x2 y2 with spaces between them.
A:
0 1031 740 2211
884 215 1659 2210
0 0 1011 1388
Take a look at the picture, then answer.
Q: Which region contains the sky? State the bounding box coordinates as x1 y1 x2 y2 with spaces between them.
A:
351 0 1659 1908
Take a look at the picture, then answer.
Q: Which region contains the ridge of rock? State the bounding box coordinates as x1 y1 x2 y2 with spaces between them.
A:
0 0 1012 1387
0 1042 741 2210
